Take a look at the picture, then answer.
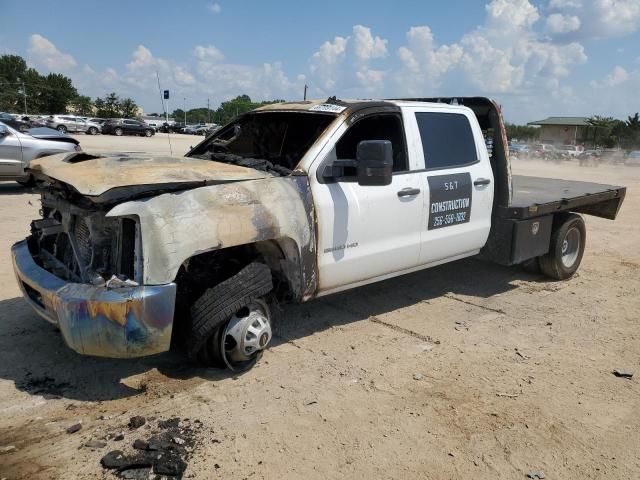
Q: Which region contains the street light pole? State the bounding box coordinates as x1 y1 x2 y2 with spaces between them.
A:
184 97 186 125
207 98 210 124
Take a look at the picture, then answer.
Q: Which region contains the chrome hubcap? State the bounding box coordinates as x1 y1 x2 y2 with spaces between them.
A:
561 227 580 268
221 300 271 369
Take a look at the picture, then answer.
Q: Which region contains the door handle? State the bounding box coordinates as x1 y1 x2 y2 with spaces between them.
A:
474 178 491 186
397 187 421 197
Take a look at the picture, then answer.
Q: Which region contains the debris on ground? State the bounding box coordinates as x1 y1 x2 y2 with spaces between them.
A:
99 417 196 479
83 440 107 449
66 423 82 434
0 445 17 453
526 471 546 479
413 373 424 381
612 369 634 379
129 416 146 429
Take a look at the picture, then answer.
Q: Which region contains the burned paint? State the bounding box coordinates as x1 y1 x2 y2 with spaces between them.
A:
29 153 271 197
12 241 176 358
107 175 317 299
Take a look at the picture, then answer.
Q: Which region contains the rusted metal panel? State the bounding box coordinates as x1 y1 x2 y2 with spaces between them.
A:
12 241 176 358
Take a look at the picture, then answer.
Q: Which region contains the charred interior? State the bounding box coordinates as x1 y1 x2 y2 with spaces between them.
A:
188 111 335 175
27 191 142 286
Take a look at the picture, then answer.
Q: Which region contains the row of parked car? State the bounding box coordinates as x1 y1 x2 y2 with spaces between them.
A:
509 142 640 166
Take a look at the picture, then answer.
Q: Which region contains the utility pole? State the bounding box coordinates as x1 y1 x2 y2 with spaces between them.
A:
303 84 308 101
184 97 186 125
207 98 210 124
22 81 27 115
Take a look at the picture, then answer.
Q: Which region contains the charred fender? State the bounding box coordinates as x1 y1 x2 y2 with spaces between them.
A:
107 176 318 300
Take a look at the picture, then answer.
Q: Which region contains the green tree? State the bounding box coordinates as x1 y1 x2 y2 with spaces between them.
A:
38 73 77 114
505 123 540 142
587 116 619 148
119 97 138 118
70 95 94 116
171 108 186 123
95 92 122 118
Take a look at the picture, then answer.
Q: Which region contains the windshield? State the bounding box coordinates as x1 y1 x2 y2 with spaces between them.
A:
188 111 336 175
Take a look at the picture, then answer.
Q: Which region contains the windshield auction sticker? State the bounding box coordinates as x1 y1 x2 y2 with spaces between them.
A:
309 104 347 113
427 173 472 230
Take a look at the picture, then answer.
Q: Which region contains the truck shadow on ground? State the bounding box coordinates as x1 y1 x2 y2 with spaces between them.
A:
0 257 539 402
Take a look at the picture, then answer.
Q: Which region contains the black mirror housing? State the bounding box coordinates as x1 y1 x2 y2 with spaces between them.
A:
356 140 393 186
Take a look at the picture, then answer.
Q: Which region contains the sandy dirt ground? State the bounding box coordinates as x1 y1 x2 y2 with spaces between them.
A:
0 135 638 479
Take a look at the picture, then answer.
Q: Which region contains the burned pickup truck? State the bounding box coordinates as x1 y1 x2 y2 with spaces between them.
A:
12 97 625 371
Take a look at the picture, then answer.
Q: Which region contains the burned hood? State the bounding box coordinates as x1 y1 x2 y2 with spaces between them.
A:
29 152 272 201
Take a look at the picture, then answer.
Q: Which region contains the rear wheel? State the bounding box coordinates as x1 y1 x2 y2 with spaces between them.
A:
57 125 67 133
114 127 123 136
144 129 153 137
88 127 98 135
539 213 586 280
189 262 274 372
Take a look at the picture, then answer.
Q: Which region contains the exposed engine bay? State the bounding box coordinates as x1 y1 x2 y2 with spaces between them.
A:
28 191 141 287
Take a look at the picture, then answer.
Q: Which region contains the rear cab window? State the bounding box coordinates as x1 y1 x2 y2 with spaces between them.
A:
415 112 478 170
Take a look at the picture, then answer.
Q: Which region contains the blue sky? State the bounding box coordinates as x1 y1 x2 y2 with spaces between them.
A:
1 0 640 123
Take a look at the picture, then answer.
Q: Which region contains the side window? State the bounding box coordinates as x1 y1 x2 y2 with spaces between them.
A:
415 112 478 170
336 114 408 172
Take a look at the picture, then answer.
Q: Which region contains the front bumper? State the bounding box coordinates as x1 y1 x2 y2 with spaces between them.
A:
11 240 176 358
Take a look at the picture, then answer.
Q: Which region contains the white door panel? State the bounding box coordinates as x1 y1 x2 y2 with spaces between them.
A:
315 173 424 291
404 107 494 266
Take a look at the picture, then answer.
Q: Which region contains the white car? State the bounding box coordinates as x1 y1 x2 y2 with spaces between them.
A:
0 121 81 185
45 115 102 135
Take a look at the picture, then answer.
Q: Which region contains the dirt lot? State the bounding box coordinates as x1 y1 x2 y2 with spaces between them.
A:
0 135 638 479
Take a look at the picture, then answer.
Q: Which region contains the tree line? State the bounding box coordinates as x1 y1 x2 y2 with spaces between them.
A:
0 54 139 118
165 95 284 125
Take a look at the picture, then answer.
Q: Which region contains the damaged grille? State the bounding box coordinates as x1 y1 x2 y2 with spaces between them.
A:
29 192 142 285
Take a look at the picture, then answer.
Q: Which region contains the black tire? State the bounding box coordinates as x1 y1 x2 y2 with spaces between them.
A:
88 127 98 135
57 125 67 133
114 127 123 136
188 262 273 363
539 213 586 280
144 129 153 137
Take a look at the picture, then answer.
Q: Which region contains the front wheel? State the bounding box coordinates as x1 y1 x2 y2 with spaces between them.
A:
539 213 586 280
57 125 67 133
88 127 98 135
114 127 123 136
144 129 153 137
189 262 274 372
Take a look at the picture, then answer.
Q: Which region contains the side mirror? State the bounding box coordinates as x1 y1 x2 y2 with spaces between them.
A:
356 140 393 186
0 125 9 136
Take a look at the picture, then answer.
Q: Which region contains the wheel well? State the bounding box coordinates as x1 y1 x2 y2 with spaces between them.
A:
172 239 299 342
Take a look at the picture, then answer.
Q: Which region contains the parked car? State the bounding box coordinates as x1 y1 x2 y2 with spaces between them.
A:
160 122 185 133
0 112 30 132
101 119 155 137
578 149 601 167
0 121 80 185
45 115 101 135
558 145 582 157
625 150 640 166
531 143 559 161
89 118 108 126
509 143 530 158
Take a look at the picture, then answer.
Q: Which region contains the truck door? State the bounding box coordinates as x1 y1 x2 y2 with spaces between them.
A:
409 108 494 265
311 111 425 293
0 125 24 178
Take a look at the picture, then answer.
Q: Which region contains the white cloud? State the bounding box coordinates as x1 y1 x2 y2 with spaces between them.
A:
592 65 630 87
27 34 76 71
548 0 640 38
352 25 387 60
208 3 221 14
194 45 224 62
546 13 581 33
